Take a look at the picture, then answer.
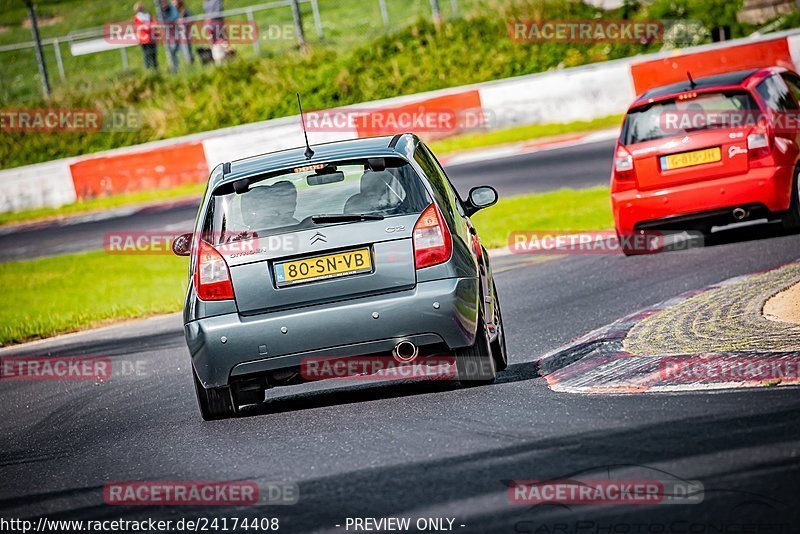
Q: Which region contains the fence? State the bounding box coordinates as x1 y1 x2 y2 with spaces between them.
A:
0 0 465 103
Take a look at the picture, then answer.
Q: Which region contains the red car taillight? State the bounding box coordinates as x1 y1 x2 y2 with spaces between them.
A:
612 145 637 192
747 127 772 160
194 240 234 301
413 203 452 269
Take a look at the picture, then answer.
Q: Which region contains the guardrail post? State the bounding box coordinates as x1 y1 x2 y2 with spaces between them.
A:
290 0 307 52
53 38 66 80
378 0 389 25
310 0 323 39
247 8 260 55
24 0 51 99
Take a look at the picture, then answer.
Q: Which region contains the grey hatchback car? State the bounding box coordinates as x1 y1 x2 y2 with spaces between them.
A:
173 133 507 419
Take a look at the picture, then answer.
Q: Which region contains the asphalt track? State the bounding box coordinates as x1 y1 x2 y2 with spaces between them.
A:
2 222 800 530
0 139 615 262
2 137 800 531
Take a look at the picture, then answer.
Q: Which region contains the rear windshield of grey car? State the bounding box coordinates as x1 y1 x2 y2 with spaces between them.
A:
202 157 431 244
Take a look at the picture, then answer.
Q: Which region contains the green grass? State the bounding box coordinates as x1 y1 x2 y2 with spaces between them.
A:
0 251 189 346
0 182 205 226
471 186 613 249
429 115 623 154
3 1 664 169
0 186 612 346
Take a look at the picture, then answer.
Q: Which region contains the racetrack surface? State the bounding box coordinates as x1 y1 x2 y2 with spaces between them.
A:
0 139 615 262
2 223 800 530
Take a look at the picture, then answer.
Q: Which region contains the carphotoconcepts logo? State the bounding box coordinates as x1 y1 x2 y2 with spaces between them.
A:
0 108 144 132
104 21 258 45
301 356 458 382
508 479 704 505
103 232 299 257
103 481 298 506
508 230 703 255
660 357 800 383
509 20 664 43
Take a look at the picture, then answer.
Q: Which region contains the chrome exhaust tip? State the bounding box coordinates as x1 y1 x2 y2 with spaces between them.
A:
392 341 419 362
732 207 748 221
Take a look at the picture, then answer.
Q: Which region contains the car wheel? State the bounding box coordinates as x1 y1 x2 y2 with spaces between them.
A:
193 367 237 421
781 165 800 233
490 283 508 371
455 315 496 386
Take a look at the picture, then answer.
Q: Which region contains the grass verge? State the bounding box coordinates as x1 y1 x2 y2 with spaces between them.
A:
471 186 613 249
0 251 189 346
1 118 618 227
1 186 611 346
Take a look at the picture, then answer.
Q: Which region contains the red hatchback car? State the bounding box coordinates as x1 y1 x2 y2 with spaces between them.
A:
612 67 800 254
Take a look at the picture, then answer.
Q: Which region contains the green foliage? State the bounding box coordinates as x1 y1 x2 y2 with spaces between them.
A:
1 5 661 169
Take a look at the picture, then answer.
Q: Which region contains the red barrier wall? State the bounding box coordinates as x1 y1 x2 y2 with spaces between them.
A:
70 142 209 199
630 38 794 96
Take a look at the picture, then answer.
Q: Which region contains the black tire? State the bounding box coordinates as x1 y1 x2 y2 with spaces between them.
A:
490 282 508 371
781 166 800 232
455 315 496 386
193 367 237 421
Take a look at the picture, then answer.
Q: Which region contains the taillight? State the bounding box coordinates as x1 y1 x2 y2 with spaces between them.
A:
413 203 452 269
747 120 772 160
612 145 637 192
614 145 634 173
194 240 234 301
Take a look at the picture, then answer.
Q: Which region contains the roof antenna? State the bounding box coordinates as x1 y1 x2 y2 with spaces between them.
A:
687 71 697 89
296 93 314 160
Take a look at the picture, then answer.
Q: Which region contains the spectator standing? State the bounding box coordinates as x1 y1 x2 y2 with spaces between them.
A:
160 0 181 72
203 0 229 65
133 2 158 70
174 0 195 64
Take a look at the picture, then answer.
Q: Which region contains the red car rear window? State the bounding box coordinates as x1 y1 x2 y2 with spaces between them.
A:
621 91 759 145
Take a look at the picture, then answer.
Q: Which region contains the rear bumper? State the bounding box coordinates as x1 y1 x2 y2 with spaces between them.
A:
612 165 793 233
185 277 479 388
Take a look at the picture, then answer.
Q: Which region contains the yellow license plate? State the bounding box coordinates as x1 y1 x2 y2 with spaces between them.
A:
661 147 721 170
274 248 372 287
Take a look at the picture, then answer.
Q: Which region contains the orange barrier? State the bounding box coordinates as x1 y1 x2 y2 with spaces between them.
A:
70 142 209 199
354 90 483 140
630 38 794 96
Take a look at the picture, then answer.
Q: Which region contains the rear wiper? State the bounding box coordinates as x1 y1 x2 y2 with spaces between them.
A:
311 213 385 223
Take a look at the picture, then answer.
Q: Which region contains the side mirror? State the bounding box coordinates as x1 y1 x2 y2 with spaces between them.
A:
466 186 498 215
172 232 193 256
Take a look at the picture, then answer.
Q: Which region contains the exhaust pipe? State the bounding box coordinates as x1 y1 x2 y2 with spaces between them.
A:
392 341 419 362
732 207 748 221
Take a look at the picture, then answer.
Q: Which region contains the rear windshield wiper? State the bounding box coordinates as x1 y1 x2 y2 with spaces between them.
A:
311 213 385 223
